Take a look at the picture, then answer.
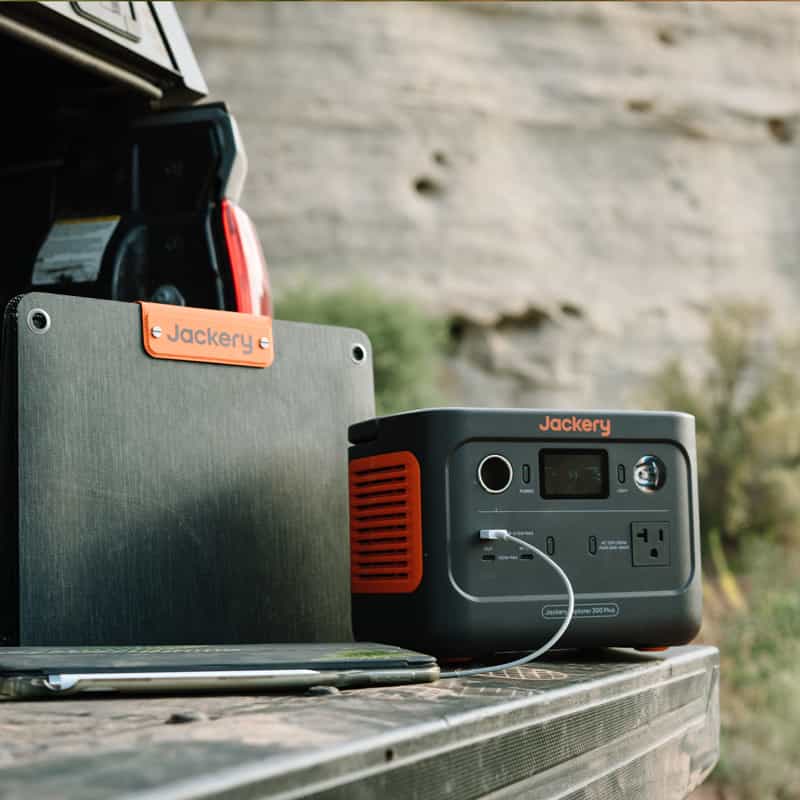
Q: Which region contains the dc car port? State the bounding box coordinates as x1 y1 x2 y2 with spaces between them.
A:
477 455 513 494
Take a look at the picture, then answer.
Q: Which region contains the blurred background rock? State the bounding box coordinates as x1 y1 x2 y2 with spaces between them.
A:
179 3 800 797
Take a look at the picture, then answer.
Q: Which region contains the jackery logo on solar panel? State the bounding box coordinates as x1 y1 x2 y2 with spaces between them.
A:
165 324 255 355
140 302 273 369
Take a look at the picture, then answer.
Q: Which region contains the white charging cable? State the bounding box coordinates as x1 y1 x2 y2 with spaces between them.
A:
439 530 575 679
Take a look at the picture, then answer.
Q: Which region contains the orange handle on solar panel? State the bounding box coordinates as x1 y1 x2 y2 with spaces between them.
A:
140 302 274 368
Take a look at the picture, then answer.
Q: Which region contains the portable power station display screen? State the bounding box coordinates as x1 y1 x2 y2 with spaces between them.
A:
539 450 609 499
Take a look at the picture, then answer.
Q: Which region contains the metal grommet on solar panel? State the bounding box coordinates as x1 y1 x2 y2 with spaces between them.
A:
351 343 367 364
26 308 51 335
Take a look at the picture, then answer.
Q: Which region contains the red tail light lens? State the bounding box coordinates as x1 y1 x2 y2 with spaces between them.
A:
221 199 273 316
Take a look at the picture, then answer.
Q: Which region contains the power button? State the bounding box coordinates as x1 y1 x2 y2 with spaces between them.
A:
633 455 666 492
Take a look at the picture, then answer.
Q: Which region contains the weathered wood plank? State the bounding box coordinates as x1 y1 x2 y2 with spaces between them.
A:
0 646 719 800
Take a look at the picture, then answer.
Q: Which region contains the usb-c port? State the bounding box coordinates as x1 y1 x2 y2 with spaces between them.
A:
519 553 534 560
482 554 496 561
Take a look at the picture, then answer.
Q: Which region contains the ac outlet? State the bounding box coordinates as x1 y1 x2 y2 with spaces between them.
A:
631 522 670 566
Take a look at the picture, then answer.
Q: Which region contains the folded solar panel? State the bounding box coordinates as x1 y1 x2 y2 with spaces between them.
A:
0 292 374 646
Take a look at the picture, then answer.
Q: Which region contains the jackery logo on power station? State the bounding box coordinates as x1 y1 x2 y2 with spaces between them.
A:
538 414 611 438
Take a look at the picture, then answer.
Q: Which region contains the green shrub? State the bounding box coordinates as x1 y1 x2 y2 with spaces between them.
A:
276 284 448 415
645 304 800 555
646 305 800 799
713 541 800 798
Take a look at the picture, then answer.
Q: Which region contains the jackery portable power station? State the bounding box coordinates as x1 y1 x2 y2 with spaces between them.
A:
348 409 702 656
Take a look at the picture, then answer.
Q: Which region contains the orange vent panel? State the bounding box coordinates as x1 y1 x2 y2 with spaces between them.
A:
349 450 423 594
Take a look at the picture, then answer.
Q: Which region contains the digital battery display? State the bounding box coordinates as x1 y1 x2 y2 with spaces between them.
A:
539 450 609 499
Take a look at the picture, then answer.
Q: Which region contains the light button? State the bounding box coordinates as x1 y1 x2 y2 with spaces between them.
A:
633 455 666 493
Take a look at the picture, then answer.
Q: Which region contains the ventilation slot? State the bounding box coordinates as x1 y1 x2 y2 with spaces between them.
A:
349 451 423 594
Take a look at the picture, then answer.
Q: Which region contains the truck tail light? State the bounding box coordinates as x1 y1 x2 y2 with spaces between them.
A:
221 199 273 317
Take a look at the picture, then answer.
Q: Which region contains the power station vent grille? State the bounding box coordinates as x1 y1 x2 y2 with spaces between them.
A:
349 451 423 594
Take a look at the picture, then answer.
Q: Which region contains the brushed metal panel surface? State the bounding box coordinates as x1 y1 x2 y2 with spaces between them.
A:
7 293 374 645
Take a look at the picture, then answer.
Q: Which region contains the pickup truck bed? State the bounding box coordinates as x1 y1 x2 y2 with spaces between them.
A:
0 645 718 800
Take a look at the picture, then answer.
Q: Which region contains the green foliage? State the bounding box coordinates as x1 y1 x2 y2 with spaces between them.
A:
647 305 800 798
646 303 800 554
713 542 800 798
276 284 448 415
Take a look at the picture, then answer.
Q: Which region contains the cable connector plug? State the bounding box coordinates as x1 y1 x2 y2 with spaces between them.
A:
479 529 511 541
440 529 576 680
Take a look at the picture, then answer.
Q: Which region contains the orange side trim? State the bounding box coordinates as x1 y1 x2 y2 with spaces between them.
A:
140 302 273 368
350 451 423 594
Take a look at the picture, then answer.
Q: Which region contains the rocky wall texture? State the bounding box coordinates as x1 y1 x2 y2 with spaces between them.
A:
179 1 800 409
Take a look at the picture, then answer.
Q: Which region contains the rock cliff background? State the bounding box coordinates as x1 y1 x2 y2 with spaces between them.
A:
178 1 800 410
